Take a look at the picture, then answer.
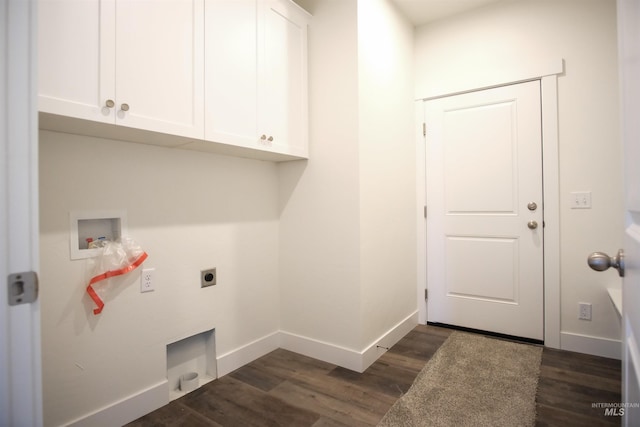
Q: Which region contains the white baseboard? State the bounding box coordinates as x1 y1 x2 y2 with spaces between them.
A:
216 331 280 377
280 311 419 373
65 380 168 427
65 332 280 426
561 331 622 360
280 330 364 372
360 311 419 371
64 319 420 426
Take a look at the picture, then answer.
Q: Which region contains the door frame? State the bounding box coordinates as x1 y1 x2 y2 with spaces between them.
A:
0 0 43 425
416 59 563 348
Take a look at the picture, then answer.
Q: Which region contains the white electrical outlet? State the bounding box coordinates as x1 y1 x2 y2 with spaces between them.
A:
141 268 155 293
570 191 592 209
578 302 592 320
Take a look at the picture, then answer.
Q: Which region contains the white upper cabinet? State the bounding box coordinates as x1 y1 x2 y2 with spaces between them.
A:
204 0 309 158
39 0 204 140
115 0 204 138
204 0 258 147
259 0 308 158
39 0 308 160
39 0 115 124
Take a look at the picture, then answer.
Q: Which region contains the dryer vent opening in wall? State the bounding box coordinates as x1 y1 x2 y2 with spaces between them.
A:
167 329 217 400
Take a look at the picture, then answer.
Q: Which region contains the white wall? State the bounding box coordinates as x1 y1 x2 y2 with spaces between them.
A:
279 0 417 360
278 0 362 351
357 0 416 348
414 0 623 355
39 130 281 426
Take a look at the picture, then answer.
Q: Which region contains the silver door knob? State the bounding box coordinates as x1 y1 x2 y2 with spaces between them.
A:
105 99 115 108
527 202 538 211
527 220 538 229
120 103 130 112
260 135 267 140
588 249 625 277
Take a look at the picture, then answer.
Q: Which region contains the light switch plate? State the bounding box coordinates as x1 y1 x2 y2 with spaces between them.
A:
570 191 592 209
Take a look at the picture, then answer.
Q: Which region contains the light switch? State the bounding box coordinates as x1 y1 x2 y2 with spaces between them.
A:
570 191 591 209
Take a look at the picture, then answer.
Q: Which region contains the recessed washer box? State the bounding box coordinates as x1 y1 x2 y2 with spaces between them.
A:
69 210 127 260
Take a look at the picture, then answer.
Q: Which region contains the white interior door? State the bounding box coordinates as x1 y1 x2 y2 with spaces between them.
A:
617 0 640 424
425 80 544 341
0 0 43 425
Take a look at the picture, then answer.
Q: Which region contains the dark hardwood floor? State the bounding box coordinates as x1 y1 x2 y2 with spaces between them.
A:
127 325 621 426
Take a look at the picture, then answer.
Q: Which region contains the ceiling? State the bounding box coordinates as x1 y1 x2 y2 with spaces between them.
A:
390 0 504 26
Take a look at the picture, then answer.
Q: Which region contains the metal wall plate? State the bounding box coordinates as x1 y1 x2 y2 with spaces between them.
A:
8 271 38 305
201 268 217 288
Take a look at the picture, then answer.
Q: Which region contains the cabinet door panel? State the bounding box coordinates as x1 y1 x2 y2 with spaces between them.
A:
38 0 115 123
259 0 308 157
205 0 258 147
116 0 204 139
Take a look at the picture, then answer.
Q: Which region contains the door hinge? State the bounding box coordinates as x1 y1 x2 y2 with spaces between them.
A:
424 205 427 218
7 271 38 306
424 288 428 300
422 122 426 137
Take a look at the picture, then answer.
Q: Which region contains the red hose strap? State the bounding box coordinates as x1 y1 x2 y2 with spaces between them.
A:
86 252 149 315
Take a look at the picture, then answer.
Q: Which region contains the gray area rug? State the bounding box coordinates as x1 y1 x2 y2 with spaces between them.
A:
378 331 542 427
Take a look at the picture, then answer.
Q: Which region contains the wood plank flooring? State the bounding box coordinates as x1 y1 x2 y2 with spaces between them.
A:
127 325 621 426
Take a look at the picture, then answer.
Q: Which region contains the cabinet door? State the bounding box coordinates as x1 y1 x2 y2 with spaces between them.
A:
115 0 204 139
259 0 308 157
38 0 116 123
204 0 258 147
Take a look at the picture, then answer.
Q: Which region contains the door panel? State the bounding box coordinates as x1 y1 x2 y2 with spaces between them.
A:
426 81 543 340
618 0 640 423
204 0 258 147
446 237 518 303
444 102 516 213
116 0 204 138
259 0 307 156
38 0 115 123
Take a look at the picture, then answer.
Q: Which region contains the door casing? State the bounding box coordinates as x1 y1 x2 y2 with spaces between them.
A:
416 63 563 348
0 0 43 425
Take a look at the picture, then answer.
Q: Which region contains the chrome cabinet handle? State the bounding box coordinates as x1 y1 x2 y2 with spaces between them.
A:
105 99 115 108
267 136 273 142
260 135 267 140
588 249 625 277
120 103 130 112
527 220 538 230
